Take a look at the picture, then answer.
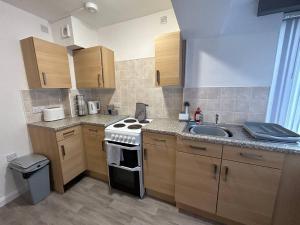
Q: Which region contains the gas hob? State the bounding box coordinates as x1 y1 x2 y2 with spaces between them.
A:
105 118 152 145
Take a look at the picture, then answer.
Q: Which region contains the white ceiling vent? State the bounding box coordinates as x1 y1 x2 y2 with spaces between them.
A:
160 16 168 24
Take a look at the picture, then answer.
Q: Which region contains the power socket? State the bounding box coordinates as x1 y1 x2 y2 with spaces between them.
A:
6 153 17 162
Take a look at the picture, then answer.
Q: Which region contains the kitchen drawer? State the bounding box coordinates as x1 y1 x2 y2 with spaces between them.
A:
223 146 285 169
177 138 223 158
143 132 176 146
56 126 81 141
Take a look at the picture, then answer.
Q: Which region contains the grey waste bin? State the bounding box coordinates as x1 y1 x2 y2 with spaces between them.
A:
9 154 50 204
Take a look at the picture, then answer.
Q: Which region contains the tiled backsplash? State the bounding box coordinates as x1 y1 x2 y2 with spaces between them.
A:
184 87 270 124
69 58 183 119
20 57 270 125
21 89 71 123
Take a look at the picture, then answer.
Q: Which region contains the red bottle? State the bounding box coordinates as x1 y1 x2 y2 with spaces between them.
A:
194 107 203 124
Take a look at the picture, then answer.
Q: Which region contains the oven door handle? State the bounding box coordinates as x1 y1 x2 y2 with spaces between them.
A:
109 164 141 172
106 142 140 151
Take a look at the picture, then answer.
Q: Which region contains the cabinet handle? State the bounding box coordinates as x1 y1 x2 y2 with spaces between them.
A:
102 141 105 152
42 72 47 85
213 164 218 180
61 145 66 158
144 148 147 160
156 70 160 86
154 139 166 142
224 166 229 182
98 73 101 87
88 128 98 133
102 72 105 88
63 130 75 137
189 145 207 151
240 152 264 161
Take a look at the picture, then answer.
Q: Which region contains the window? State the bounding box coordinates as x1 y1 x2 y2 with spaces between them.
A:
266 13 300 134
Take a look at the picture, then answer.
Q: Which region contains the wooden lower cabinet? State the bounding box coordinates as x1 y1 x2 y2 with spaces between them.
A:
143 132 176 202
83 125 107 180
175 151 221 214
57 133 86 185
217 160 282 225
28 125 86 193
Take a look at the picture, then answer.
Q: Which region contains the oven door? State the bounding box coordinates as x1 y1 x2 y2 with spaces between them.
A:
109 165 141 196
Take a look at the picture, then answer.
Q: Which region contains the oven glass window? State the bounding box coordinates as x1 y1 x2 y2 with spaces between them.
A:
120 149 139 168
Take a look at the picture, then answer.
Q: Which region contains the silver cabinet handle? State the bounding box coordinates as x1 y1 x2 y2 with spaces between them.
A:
42 72 47 85
154 139 166 142
98 73 101 87
63 130 75 137
240 152 264 161
189 145 207 151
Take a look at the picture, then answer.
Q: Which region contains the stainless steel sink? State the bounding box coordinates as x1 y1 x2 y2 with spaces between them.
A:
186 124 233 137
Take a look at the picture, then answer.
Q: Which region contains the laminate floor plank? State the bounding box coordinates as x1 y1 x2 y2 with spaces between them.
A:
0 177 218 225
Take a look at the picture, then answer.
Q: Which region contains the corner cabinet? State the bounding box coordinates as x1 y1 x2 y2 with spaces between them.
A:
20 37 71 89
73 46 115 88
82 125 108 180
155 31 183 87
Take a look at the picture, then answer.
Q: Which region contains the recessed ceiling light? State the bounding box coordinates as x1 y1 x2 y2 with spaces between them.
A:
84 2 98 13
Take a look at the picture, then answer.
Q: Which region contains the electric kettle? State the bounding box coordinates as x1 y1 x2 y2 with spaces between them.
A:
88 101 100 115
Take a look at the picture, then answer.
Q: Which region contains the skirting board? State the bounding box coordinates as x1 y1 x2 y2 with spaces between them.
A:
0 187 26 208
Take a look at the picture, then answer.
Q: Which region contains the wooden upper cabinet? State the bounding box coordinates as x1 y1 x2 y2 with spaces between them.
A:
217 160 282 225
73 46 115 89
20 37 71 89
155 31 182 87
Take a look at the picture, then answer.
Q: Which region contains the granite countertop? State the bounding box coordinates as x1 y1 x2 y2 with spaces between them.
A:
142 119 300 154
28 114 128 131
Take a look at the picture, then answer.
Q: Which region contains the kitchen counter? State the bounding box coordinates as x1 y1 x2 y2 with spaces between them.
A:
142 119 300 154
28 114 128 131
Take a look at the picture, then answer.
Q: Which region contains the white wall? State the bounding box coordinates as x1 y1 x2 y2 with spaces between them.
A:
172 0 283 87
97 9 179 61
0 1 53 206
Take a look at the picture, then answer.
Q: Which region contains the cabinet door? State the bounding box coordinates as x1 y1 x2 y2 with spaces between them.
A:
57 133 86 185
83 126 107 178
33 37 71 88
155 32 182 87
101 47 115 88
217 160 282 225
143 135 176 199
73 47 103 88
175 152 221 214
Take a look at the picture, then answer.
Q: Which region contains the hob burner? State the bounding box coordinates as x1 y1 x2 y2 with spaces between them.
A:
113 123 126 128
124 119 138 123
139 120 150 124
128 124 143 130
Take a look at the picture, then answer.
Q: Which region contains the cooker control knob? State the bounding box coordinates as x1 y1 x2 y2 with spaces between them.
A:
115 135 119 140
119 135 123 141
111 134 115 140
124 136 128 142
132 137 136 144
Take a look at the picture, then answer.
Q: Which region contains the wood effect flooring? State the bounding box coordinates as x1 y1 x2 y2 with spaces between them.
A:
0 177 220 225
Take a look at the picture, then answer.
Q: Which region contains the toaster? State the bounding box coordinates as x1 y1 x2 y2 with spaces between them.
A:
43 107 65 122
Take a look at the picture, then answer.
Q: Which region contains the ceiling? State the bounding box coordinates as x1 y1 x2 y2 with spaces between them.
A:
2 0 173 28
